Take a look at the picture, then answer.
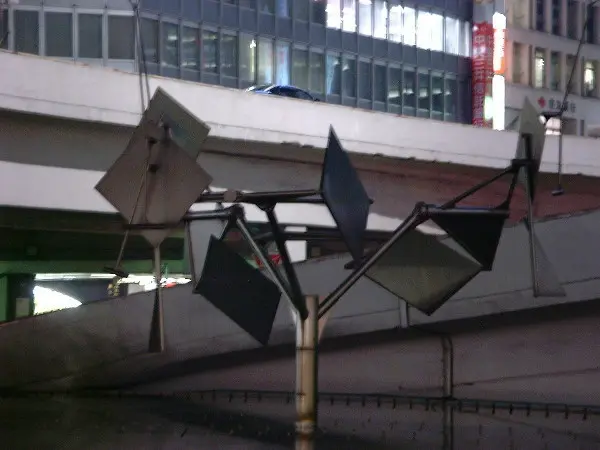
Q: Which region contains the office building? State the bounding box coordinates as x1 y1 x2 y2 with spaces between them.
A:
0 0 474 124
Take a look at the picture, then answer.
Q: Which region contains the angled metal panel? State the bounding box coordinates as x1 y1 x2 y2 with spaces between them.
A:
430 208 508 270
186 218 229 292
95 122 212 248
195 236 282 346
320 127 371 261
515 97 546 201
366 229 482 315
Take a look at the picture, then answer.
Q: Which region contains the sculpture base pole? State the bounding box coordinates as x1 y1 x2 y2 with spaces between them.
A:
295 295 319 449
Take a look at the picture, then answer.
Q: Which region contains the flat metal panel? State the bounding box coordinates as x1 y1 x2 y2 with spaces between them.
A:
311 25 326 46
326 28 342 50
388 42 402 62
182 0 202 21
445 0 460 16
259 14 276 35
145 62 160 75
457 56 471 75
202 72 219 85
444 54 459 73
196 236 282 346
358 99 371 110
141 0 162 12
161 66 180 79
240 9 257 32
294 21 309 42
326 94 341 104
221 76 238 88
403 46 417 65
95 134 212 248
417 48 430 66
222 5 240 28
373 39 386 58
277 18 293 38
162 0 181 16
202 0 220 24
320 128 370 261
373 102 386 112
431 51 445 71
366 229 482 315
187 219 229 290
358 35 373 57
182 69 201 82
342 32 357 52
342 96 357 107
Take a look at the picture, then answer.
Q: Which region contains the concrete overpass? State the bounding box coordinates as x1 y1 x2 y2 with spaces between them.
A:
2 50 600 434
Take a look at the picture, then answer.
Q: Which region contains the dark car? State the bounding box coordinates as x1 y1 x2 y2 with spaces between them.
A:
246 84 319 101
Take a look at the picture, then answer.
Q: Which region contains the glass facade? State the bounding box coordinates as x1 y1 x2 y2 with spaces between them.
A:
0 0 472 123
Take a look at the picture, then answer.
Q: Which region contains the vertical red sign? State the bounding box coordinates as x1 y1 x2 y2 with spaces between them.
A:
472 22 494 128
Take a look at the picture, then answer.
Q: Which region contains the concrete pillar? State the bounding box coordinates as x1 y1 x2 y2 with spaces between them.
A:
0 273 35 322
561 0 568 37
545 0 553 33
559 51 567 92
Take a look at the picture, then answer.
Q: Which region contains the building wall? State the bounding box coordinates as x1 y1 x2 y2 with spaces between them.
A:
0 0 474 122
504 0 600 135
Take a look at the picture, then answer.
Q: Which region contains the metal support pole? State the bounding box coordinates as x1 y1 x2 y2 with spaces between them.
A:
296 295 319 445
521 134 540 296
148 246 165 352
442 335 454 450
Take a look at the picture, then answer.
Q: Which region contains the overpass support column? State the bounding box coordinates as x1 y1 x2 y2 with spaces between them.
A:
295 295 319 446
0 273 35 322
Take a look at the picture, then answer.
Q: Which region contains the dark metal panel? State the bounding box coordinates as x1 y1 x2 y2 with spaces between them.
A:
277 18 293 39
141 0 162 12
240 8 258 31
445 0 460 16
457 55 471 75
182 0 202 21
162 0 181 16
417 48 431 67
388 42 402 62
202 72 220 85
222 5 240 29
444 54 459 73
357 35 373 57
145 62 160 75
162 67 180 79
431 51 445 71
403 46 417 65
311 25 326 46
259 14 276 35
202 0 220 24
326 28 342 50
221 76 239 88
373 102 386 112
373 39 386 59
342 32 357 52
294 21 310 42
181 70 201 82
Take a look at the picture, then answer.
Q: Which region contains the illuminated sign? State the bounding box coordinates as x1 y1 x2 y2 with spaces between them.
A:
472 22 494 128
493 13 506 75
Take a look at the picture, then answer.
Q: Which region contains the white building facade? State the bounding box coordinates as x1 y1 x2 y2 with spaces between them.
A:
504 0 600 136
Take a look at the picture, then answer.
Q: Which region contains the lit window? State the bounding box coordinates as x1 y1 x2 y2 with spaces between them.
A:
430 13 443 52
373 0 387 39
342 0 357 32
326 0 342 29
534 48 545 88
416 10 432 49
584 61 596 96
444 16 459 55
403 7 416 46
358 0 373 36
388 5 403 43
